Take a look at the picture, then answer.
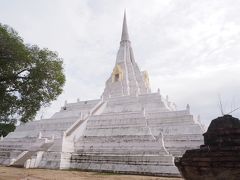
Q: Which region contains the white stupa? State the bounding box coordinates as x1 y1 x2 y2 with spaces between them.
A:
0 12 204 176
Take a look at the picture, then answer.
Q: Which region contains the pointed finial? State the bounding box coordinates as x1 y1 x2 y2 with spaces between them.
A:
166 95 169 101
63 100 67 110
197 115 201 122
173 103 177 110
121 10 130 42
186 104 190 113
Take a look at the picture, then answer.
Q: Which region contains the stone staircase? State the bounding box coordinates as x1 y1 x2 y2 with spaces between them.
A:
9 138 54 167
71 109 179 176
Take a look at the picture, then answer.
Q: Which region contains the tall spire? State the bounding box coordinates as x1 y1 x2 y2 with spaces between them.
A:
102 11 151 99
121 10 130 41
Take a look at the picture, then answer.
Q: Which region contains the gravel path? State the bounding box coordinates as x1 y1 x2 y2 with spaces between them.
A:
0 166 183 180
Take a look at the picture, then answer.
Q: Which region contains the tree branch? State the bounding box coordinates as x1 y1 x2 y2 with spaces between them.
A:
0 68 30 82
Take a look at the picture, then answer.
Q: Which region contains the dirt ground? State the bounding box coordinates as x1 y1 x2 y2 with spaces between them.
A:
0 166 183 180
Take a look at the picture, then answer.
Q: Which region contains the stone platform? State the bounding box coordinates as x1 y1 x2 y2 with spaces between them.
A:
175 115 240 180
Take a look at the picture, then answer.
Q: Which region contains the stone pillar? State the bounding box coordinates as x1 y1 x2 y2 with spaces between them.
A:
38 131 42 139
186 104 190 114
24 159 31 168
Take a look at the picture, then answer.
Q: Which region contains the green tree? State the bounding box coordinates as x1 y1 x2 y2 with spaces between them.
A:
0 23 65 136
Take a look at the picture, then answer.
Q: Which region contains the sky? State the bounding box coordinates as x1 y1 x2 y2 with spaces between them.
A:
0 0 240 126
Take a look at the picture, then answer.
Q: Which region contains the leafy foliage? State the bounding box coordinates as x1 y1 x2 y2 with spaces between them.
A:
0 123 15 137
0 23 65 124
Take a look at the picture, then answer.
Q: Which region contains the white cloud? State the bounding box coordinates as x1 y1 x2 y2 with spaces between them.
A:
0 0 240 126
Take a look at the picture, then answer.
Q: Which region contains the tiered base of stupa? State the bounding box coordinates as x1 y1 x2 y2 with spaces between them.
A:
68 93 203 176
0 93 204 176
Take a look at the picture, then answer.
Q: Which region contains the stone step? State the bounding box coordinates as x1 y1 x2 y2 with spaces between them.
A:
0 144 31 150
69 162 180 176
164 134 203 141
71 154 173 164
75 141 162 146
67 99 100 107
147 110 189 118
64 100 100 111
51 111 83 119
147 115 193 122
74 150 167 155
86 124 149 129
87 118 146 125
77 135 155 141
84 127 151 136
75 147 166 152
107 96 138 102
90 111 144 120
15 121 76 132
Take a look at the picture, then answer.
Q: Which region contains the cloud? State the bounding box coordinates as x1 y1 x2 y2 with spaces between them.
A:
0 0 240 126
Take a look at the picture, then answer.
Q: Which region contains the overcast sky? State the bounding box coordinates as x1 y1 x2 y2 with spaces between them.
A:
1 0 240 126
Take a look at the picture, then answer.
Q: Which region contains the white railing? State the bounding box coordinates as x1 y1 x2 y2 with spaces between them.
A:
65 99 105 137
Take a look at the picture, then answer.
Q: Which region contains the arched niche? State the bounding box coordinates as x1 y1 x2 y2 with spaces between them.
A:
112 64 123 82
